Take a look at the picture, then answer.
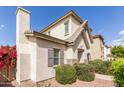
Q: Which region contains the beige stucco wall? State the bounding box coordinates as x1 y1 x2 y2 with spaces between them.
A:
73 33 91 63
16 8 31 83
65 47 73 64
28 37 37 82
66 32 91 64
70 16 80 35
16 10 30 44
43 16 80 40
29 37 66 82
43 16 72 40
91 38 104 60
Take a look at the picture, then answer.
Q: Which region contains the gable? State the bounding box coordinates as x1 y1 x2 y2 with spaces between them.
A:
71 16 81 34
41 10 83 34
41 16 72 40
73 32 88 51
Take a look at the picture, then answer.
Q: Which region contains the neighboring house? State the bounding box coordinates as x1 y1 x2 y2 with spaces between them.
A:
104 45 111 61
16 7 93 84
91 35 105 61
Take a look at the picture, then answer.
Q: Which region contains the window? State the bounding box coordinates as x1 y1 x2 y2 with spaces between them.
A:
64 21 69 35
53 49 60 65
48 48 64 67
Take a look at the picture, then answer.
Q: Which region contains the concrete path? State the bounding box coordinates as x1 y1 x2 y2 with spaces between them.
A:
95 73 113 81
50 78 114 87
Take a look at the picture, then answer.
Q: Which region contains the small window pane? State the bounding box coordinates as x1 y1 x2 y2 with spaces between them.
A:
65 21 69 35
53 49 60 65
54 58 59 65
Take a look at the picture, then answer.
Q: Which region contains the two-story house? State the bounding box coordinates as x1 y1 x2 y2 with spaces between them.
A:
91 35 105 61
16 7 95 84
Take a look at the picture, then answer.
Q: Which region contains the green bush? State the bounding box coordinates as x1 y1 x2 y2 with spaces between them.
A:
74 63 95 81
78 72 95 81
90 59 111 75
89 59 103 72
102 61 112 75
55 64 77 85
110 58 124 87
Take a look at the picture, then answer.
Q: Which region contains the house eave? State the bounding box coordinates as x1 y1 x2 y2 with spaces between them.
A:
25 31 68 45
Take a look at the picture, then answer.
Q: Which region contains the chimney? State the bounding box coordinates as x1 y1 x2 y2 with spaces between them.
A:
16 7 30 44
16 7 31 84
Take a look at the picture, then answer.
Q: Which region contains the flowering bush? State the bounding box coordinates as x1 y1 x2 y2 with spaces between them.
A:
0 45 16 69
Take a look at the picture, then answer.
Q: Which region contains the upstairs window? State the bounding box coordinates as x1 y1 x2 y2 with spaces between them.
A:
64 21 69 35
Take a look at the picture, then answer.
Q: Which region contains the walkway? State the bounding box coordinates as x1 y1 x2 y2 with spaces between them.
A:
0 74 115 87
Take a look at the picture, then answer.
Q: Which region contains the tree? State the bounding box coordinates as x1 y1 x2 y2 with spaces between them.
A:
111 46 124 58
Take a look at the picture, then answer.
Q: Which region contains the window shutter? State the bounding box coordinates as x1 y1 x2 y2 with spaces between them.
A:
48 48 54 67
60 50 64 65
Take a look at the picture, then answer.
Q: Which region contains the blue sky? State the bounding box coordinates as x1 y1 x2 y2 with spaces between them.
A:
0 6 124 46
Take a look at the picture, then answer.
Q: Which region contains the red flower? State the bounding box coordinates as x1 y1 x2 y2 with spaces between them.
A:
0 48 5 56
0 45 16 69
10 51 17 59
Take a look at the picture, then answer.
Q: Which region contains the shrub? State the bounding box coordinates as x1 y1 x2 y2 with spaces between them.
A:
110 58 124 87
90 59 111 75
55 64 77 85
78 72 95 81
73 63 95 81
102 61 112 75
111 46 124 58
89 59 103 72
97 61 111 74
